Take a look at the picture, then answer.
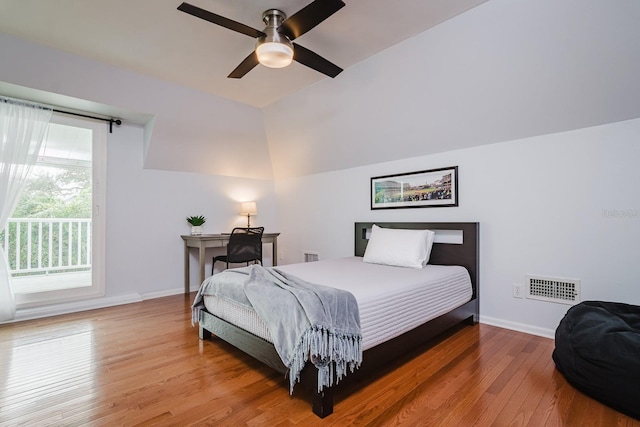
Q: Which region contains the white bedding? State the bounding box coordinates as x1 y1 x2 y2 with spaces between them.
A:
203 256 472 350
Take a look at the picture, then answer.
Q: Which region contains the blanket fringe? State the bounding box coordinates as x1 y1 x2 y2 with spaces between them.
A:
191 305 201 327
288 325 363 394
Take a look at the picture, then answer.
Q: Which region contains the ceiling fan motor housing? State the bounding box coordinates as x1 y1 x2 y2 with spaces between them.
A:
255 9 294 68
262 9 286 26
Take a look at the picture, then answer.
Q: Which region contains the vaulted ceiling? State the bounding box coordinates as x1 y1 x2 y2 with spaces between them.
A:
1 0 639 180
0 0 488 108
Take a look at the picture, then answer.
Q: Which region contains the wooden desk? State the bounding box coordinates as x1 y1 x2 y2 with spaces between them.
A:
181 233 280 294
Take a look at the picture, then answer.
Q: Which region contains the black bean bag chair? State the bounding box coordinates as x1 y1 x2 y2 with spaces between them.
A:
553 301 640 420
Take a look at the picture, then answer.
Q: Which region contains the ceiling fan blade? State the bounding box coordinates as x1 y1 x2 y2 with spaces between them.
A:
228 51 260 79
278 0 345 40
177 2 265 39
293 43 342 78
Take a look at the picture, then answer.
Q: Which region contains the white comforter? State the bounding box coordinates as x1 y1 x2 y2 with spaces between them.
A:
204 256 472 350
277 257 472 349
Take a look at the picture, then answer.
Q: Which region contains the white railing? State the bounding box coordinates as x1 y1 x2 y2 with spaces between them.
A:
0 218 91 276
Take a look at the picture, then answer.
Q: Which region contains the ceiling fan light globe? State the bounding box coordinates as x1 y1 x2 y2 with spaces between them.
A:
256 42 294 68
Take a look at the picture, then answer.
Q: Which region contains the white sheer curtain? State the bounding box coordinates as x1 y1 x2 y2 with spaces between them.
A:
0 97 52 321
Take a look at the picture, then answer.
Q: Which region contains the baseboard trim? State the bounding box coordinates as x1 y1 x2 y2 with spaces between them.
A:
9 294 143 323
141 287 186 300
3 288 191 324
480 315 555 339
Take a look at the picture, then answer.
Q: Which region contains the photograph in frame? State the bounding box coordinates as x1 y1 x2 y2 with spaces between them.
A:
370 166 458 209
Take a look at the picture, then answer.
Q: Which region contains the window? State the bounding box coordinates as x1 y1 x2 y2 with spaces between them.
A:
3 113 106 308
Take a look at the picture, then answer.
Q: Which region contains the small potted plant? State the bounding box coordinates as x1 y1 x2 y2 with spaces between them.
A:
186 215 206 235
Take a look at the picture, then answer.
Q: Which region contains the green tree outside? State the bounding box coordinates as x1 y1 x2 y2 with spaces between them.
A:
1 166 92 273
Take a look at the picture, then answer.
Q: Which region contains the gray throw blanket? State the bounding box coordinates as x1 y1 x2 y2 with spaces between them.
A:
192 265 362 393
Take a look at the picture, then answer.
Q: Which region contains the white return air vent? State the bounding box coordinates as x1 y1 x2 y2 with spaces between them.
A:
525 274 580 305
304 252 319 263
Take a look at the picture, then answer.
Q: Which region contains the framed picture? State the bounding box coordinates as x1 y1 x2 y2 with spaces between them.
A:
371 166 458 209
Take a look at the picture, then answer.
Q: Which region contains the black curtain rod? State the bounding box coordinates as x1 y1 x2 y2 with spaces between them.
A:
1 97 123 133
52 109 122 133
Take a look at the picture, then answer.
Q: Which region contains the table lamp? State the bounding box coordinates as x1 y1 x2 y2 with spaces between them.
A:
239 201 257 228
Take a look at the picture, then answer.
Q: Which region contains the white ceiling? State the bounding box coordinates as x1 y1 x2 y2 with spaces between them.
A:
4 0 638 181
0 0 488 108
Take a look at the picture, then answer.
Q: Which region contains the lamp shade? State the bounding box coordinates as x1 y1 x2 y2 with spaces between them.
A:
256 42 293 68
239 201 257 216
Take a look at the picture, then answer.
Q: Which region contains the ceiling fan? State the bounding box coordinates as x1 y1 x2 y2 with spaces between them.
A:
177 0 345 79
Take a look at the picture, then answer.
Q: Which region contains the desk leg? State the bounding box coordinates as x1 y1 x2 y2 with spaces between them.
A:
184 241 190 294
272 237 278 266
198 241 206 288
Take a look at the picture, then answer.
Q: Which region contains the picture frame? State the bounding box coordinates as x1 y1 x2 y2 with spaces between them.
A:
370 166 458 209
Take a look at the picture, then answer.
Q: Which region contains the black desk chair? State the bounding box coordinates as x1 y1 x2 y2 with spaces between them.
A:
212 227 264 274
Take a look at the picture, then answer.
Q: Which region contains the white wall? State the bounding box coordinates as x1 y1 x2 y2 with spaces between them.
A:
0 32 273 180
274 118 640 337
3 0 639 335
11 121 278 322
106 124 278 299
0 32 281 320
264 0 640 179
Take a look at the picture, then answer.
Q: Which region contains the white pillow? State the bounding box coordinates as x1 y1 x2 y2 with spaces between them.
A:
363 225 435 268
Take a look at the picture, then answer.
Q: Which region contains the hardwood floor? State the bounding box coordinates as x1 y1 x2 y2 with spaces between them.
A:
0 294 637 426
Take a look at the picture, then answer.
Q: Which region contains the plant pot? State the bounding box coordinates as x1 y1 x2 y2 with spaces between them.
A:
191 225 203 236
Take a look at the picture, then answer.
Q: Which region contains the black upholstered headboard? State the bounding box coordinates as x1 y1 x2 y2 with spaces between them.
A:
354 222 479 299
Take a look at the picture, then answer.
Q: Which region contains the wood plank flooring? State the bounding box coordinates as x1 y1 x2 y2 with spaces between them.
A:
0 294 638 426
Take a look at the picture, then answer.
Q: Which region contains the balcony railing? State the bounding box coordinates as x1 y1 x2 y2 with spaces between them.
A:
0 218 91 276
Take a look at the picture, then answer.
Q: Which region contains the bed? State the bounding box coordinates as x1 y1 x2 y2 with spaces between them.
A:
194 221 479 418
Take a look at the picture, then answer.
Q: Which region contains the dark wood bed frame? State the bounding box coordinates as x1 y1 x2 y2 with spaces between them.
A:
198 222 479 418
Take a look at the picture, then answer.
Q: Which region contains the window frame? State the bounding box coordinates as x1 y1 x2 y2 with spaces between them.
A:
14 113 107 308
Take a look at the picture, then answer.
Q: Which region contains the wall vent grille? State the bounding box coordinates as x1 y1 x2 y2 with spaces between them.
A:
525 274 580 305
304 252 319 263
